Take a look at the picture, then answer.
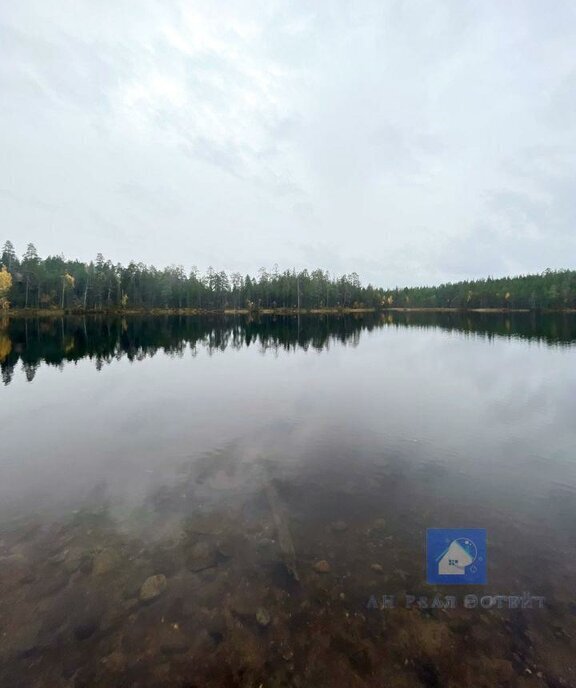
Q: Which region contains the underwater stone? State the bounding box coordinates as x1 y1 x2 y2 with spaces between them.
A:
186 541 218 572
139 573 167 602
313 560 331 574
256 607 271 627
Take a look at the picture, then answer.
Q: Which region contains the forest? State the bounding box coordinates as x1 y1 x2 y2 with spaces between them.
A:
1 240 575 312
0 241 378 311
386 270 576 310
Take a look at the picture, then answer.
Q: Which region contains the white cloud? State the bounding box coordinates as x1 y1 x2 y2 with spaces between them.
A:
1 0 575 286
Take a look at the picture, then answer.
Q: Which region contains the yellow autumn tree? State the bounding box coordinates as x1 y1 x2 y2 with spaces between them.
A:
0 266 12 310
61 273 75 308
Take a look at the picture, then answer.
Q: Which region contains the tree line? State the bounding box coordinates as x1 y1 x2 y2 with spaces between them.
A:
382 269 576 310
1 240 575 311
0 241 381 311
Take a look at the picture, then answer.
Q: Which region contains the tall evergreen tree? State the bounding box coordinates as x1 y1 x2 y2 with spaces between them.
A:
1 240 17 270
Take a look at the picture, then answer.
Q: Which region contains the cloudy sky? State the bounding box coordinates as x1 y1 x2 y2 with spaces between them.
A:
1 1 575 287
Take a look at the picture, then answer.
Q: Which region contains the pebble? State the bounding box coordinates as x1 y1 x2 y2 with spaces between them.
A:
371 563 384 573
139 573 167 602
313 560 331 574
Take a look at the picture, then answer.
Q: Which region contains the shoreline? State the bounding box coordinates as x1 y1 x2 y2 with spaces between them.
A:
382 307 576 313
2 306 576 318
2 306 378 318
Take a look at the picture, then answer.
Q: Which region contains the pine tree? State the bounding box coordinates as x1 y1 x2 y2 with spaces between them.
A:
1 240 17 270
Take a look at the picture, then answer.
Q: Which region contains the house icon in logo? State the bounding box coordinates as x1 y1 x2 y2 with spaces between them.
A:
427 529 486 585
437 537 477 576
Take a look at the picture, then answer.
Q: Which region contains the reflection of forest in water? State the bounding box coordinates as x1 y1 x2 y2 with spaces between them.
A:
1 311 575 384
2 311 576 687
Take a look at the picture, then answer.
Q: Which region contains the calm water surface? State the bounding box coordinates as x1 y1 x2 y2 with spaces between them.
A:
1 313 575 687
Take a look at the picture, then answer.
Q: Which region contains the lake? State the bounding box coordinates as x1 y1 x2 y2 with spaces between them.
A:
1 312 575 687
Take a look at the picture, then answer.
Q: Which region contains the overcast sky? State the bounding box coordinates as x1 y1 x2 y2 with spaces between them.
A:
1 1 575 287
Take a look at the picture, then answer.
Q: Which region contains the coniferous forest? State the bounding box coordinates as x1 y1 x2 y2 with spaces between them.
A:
1 240 575 312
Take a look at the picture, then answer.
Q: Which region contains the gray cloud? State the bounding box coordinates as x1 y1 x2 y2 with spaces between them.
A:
1 0 575 287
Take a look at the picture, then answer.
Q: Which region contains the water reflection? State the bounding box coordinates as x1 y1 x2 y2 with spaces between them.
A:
1 311 575 385
1 312 575 687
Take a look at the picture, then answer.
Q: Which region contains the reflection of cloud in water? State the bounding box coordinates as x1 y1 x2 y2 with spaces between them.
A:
1 313 576 683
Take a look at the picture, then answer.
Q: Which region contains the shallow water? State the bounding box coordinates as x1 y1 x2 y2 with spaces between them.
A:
1 312 575 687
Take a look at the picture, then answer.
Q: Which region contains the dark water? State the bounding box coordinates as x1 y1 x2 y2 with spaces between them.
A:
1 312 575 687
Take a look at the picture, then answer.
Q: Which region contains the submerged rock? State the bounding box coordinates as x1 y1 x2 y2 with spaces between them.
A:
186 541 218 572
12 621 42 658
101 651 126 673
62 547 86 574
313 560 331 574
331 521 348 533
216 534 238 559
79 554 94 574
256 607 271 627
47 548 69 565
0 553 35 585
159 623 189 655
370 563 384 573
37 571 70 597
92 549 119 576
139 573 167 602
185 512 227 536
255 537 277 562
207 470 240 491
231 593 258 617
74 617 99 641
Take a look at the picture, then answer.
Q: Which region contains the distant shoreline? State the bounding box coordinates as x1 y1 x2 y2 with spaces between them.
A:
385 307 576 313
3 307 376 318
3 306 576 318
